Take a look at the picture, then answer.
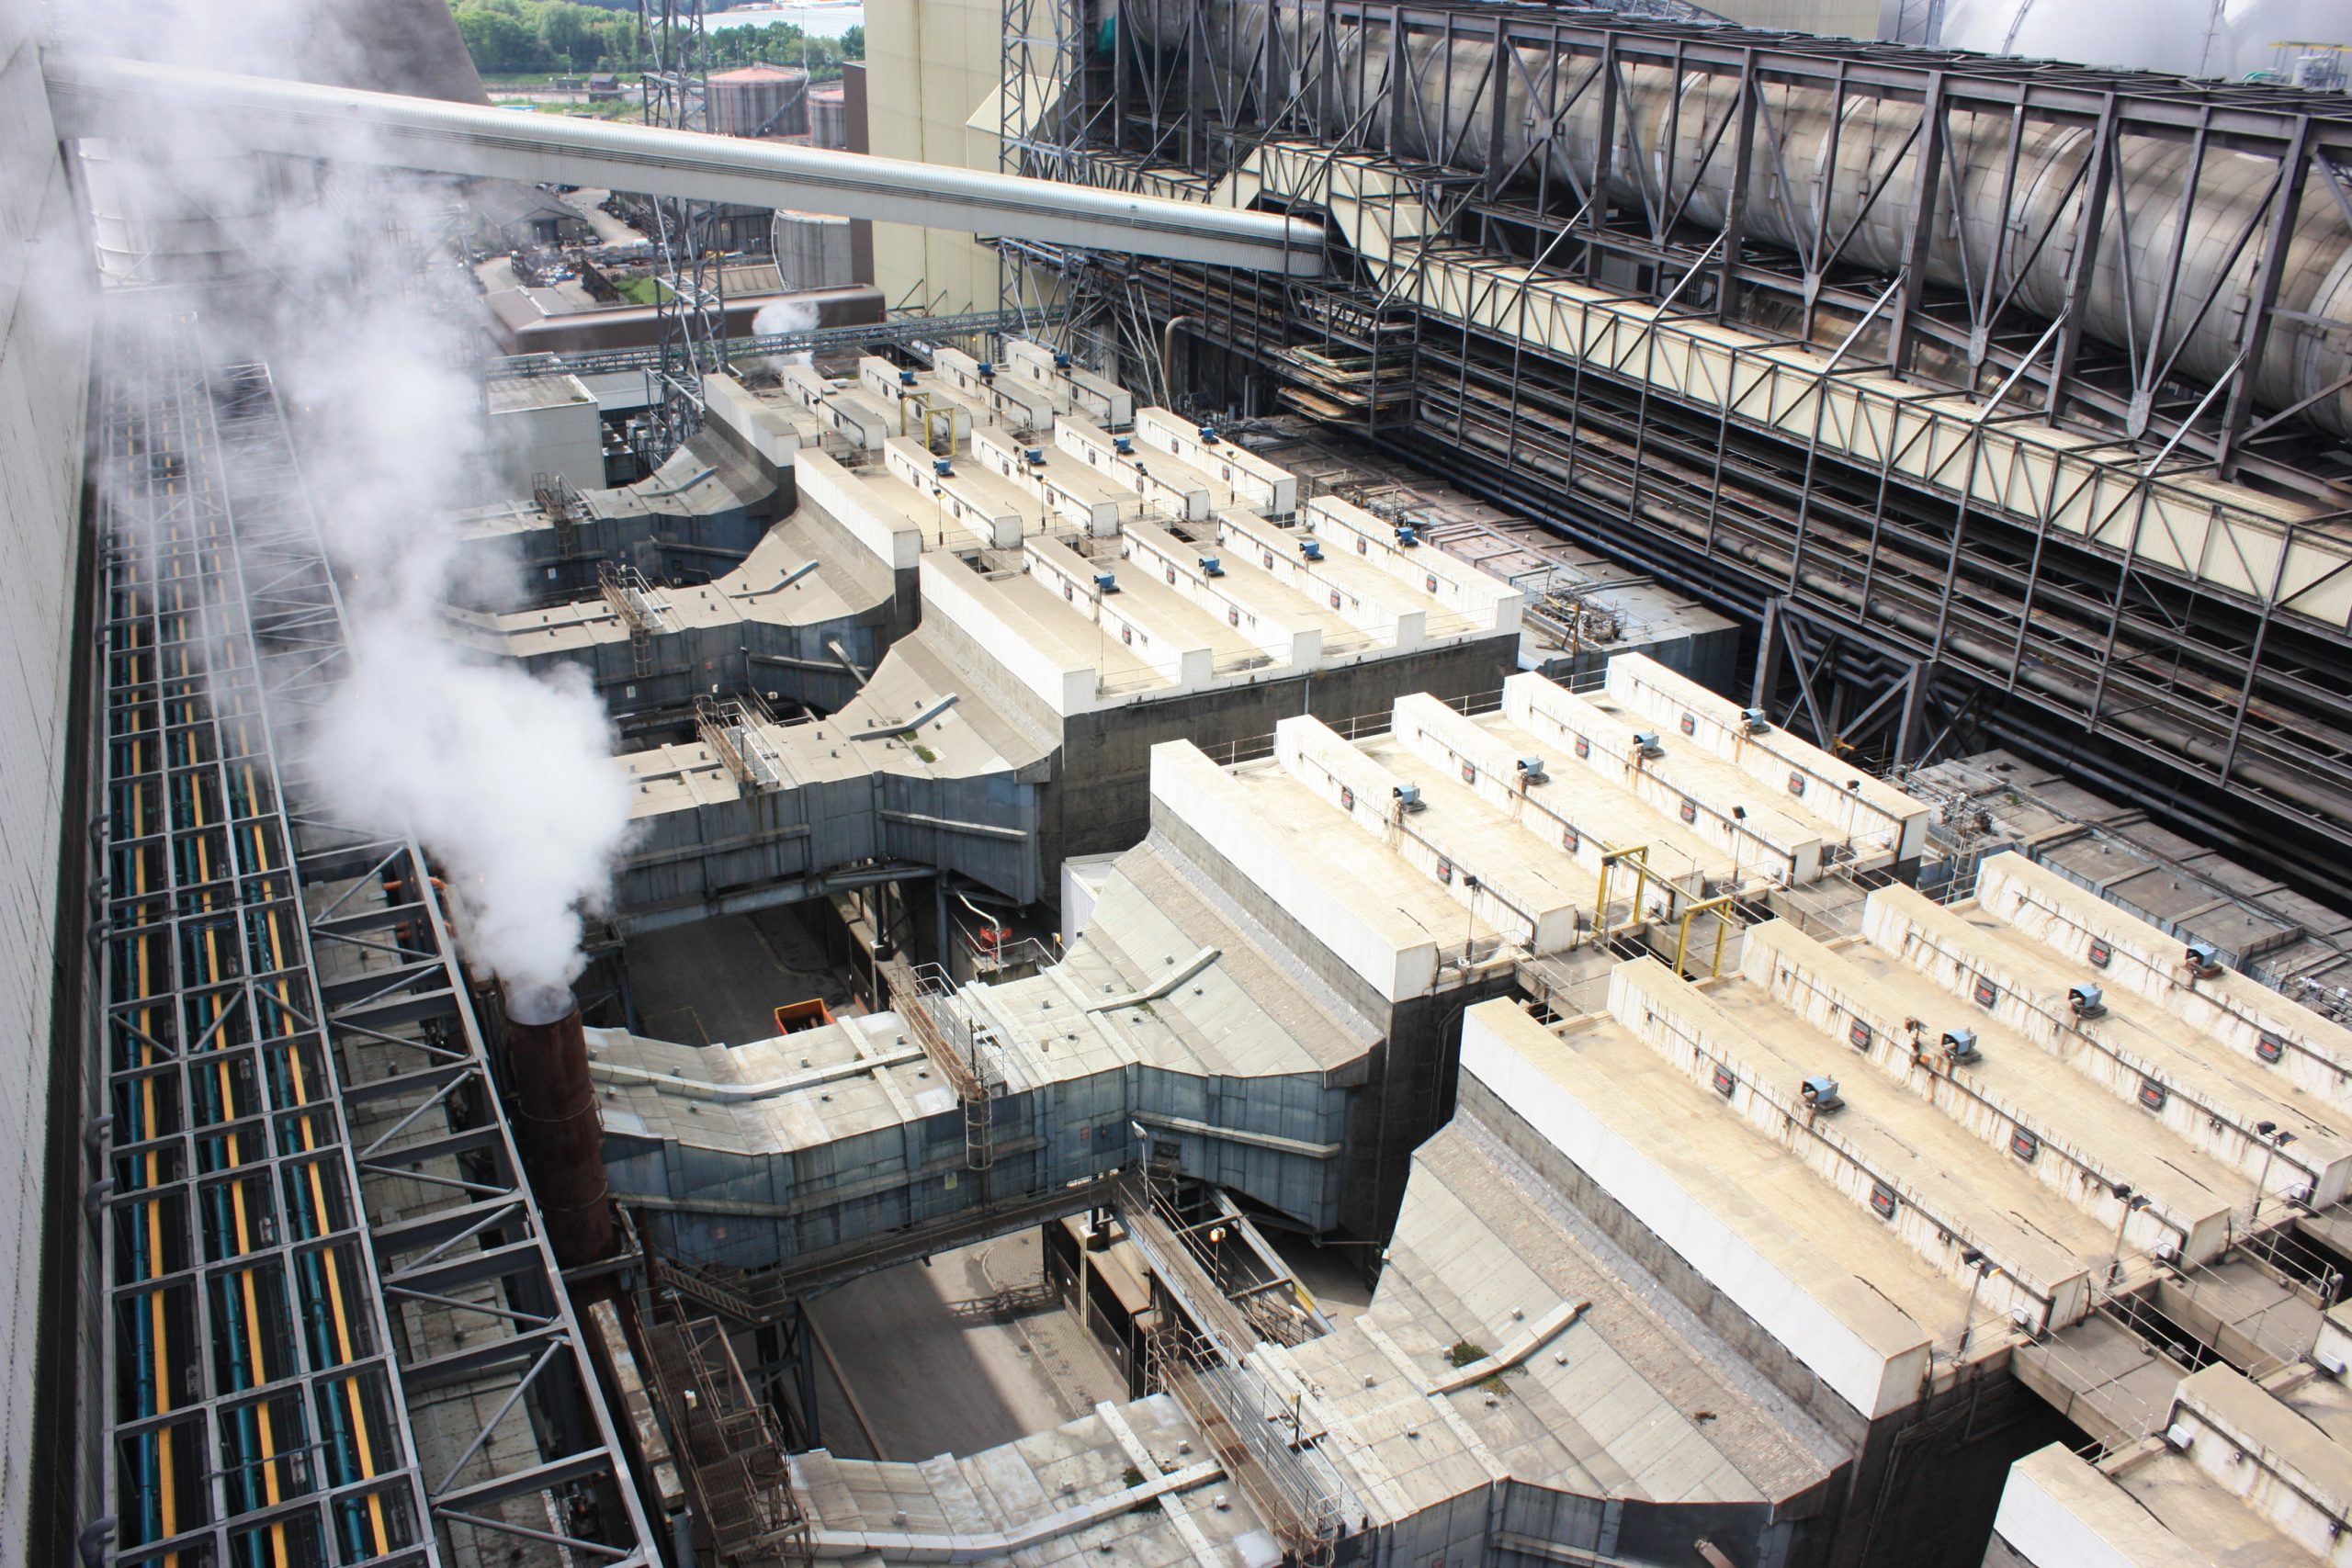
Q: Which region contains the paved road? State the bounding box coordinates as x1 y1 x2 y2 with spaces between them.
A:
806 1231 1127 1460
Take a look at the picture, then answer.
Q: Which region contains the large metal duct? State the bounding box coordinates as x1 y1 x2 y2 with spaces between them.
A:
503 985 615 1267
1149 4 2352 434
42 51 1327 276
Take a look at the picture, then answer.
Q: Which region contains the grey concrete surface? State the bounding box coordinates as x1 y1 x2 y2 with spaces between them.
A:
627 905 853 1045
807 1231 1128 1461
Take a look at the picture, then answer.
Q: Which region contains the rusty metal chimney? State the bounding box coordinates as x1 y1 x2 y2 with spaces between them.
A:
503 984 614 1266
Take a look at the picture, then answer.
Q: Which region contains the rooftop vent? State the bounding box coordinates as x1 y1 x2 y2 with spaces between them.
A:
1632 731 1665 759
2163 1423 2193 1452
1025 447 1046 466
2069 982 2108 1019
1114 435 1135 455
933 458 953 478
1054 351 1072 368
1094 572 1118 594
978 360 995 380
1393 784 1424 812
2317 1348 2347 1379
1942 1028 1982 1066
1199 555 1224 577
1516 756 1548 784
1396 524 1420 547
1300 539 1323 560
1739 706 1770 734
899 369 917 387
1199 423 1221 444
2184 939 2224 978
1801 1075 1843 1112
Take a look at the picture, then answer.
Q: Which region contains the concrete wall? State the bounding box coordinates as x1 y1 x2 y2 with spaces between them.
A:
861 0 1004 314
0 18 95 1558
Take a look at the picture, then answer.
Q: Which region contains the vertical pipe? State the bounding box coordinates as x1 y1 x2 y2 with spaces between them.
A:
504 987 615 1266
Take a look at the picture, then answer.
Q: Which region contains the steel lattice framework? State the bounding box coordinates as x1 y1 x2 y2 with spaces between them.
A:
89 310 657 1567
1007 1 2352 897
639 0 728 465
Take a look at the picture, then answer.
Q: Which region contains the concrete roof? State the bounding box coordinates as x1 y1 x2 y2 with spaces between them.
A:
1253 1120 1841 1522
791 1394 1284 1568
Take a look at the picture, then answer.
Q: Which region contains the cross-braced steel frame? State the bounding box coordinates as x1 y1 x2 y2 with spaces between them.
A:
89 310 656 1568
639 0 727 466
1013 1 2352 897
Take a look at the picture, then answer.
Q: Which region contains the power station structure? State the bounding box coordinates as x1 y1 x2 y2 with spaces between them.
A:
13 6 2352 1568
992 1 2352 903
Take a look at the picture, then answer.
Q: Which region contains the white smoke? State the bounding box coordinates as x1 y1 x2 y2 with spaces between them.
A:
752 296 821 371
75 0 636 995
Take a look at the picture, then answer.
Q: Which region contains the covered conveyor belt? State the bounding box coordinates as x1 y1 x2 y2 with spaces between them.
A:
40 52 1327 277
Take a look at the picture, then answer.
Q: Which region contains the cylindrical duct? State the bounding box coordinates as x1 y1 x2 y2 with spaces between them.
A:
1164 5 2352 435
504 985 614 1266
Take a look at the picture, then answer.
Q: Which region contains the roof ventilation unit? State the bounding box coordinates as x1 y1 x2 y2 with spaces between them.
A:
1094 572 1118 594
898 368 917 387
1393 784 1424 812
1199 555 1224 577
1396 524 1419 547
1516 757 1548 784
2069 983 2108 1019
1739 706 1770 734
1114 435 1135 454
978 360 995 380
1800 1076 1843 1112
1632 731 1665 759
1199 424 1220 443
2163 1424 2193 1452
1941 1028 1982 1066
2317 1348 2348 1379
1299 538 1323 560
1054 351 1072 368
933 458 953 477
2184 940 2224 978
1025 447 1046 466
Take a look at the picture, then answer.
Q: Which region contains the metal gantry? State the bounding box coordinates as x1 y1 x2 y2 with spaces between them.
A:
638 0 727 466
92 310 657 1567
1009 0 2352 896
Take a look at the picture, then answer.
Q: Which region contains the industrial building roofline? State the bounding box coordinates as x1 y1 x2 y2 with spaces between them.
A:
40 51 1328 276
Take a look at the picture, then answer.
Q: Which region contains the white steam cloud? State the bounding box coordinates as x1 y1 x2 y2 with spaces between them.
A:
752 297 821 371
79 0 636 994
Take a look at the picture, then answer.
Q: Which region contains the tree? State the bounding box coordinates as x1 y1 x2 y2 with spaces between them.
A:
841 26 864 60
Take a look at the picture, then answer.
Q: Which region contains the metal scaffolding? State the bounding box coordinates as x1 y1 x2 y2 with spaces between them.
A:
91 310 657 1567
639 0 727 466
1006 1 2352 897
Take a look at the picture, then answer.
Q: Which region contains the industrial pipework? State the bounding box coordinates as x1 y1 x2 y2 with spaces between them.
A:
504 985 616 1267
41 51 1328 276
1135 1 2352 440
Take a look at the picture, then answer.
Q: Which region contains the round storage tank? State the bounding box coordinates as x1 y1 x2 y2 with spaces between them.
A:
808 83 849 150
707 64 808 138
770 209 856 292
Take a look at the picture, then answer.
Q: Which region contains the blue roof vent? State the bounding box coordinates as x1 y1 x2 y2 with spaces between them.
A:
933 458 953 477
1113 435 1135 454
1094 572 1119 594
1300 539 1323 560
1199 555 1224 577
899 369 917 387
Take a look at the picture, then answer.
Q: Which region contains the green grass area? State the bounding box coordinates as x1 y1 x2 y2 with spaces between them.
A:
615 275 670 306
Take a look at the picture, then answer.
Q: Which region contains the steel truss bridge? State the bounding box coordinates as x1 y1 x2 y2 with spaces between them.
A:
999 0 2352 899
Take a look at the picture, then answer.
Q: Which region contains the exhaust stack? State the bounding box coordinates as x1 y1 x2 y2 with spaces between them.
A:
503 985 614 1265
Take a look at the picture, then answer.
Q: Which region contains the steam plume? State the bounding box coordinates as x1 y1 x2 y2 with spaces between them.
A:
78 0 636 994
